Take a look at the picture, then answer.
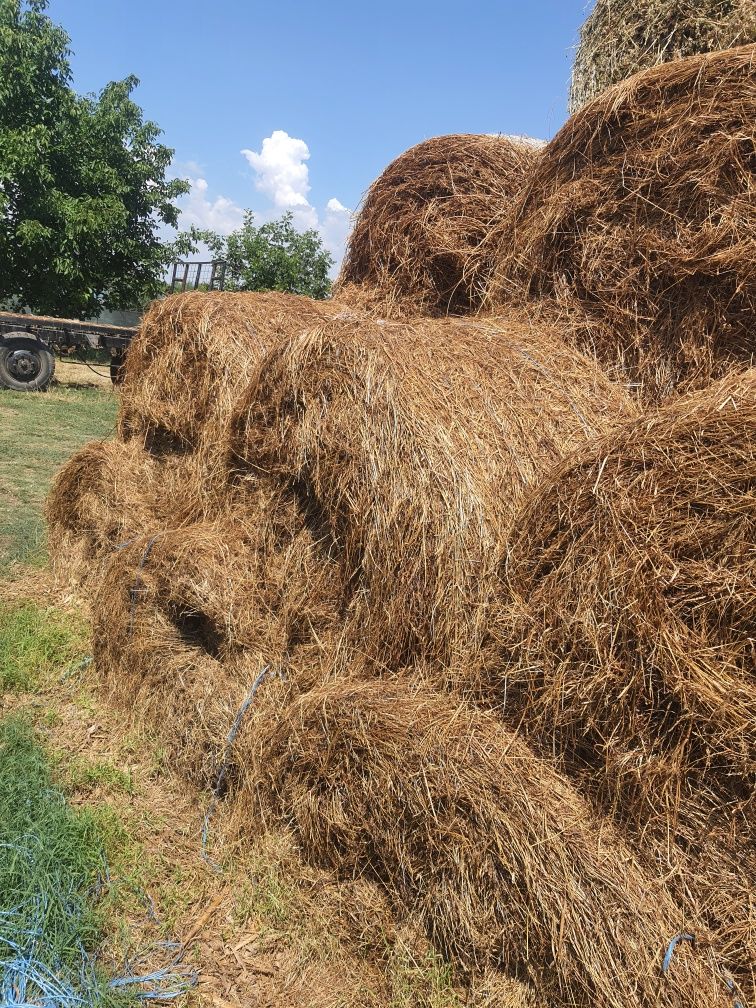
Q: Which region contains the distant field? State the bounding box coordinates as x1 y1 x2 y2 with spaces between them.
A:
0 370 117 570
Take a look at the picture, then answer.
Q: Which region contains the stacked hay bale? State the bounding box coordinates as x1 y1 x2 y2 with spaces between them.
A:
495 369 756 994
237 678 725 1008
45 43 755 1008
46 291 338 583
228 311 636 673
570 0 756 111
334 134 543 318
481 45 756 403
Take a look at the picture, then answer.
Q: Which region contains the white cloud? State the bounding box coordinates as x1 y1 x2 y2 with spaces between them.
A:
320 197 354 274
242 130 312 209
177 176 245 234
241 131 353 272
171 134 355 276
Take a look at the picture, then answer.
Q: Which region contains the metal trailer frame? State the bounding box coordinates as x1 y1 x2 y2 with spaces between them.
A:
0 311 135 389
0 262 227 390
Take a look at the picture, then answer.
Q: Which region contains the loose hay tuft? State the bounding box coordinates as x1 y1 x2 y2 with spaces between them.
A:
483 46 756 402
335 135 543 318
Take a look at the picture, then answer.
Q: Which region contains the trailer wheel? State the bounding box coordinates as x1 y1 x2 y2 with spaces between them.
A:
0 335 56 392
110 350 127 386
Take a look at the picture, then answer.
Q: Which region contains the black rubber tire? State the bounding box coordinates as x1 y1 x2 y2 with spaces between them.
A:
0 335 56 391
110 350 127 386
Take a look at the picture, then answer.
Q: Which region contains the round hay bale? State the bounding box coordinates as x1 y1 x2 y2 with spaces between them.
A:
239 677 724 1008
334 135 543 319
570 0 756 112
44 436 221 589
90 497 342 784
483 46 756 403
45 439 156 586
119 290 338 450
229 311 637 673
497 368 756 832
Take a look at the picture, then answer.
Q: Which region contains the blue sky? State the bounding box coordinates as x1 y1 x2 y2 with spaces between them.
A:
50 0 593 269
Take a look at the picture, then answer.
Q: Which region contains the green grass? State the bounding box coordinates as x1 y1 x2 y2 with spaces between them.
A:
0 601 89 691
0 716 133 1007
62 756 135 796
0 385 117 569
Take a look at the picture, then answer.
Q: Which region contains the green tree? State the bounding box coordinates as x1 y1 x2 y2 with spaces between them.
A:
0 0 188 317
192 211 334 299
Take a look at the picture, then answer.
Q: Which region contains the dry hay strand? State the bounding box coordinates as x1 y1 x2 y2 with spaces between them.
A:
483 46 756 403
118 290 338 451
334 135 543 319
90 495 342 784
229 311 637 673
570 0 756 112
493 368 756 987
237 677 727 1008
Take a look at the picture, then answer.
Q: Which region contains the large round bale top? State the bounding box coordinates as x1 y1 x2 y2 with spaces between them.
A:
570 0 756 111
483 46 756 402
119 290 337 451
498 368 756 828
229 311 636 672
334 134 543 319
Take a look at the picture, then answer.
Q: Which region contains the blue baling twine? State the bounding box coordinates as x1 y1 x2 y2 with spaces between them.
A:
201 664 273 869
128 535 160 639
662 933 744 1008
0 848 194 1006
0 930 195 1007
662 932 696 973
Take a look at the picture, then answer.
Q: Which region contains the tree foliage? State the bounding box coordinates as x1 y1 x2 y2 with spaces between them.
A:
0 0 188 317
192 211 334 300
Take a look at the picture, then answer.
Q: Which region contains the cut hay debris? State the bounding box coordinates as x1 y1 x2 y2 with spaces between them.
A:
118 290 339 451
334 135 543 319
90 499 341 784
240 677 726 1008
229 311 637 672
483 46 756 403
570 0 756 112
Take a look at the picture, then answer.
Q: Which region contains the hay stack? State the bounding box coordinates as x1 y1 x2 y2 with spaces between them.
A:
483 46 756 402
230 311 637 672
497 368 756 833
334 135 543 318
241 678 724 1008
570 0 756 111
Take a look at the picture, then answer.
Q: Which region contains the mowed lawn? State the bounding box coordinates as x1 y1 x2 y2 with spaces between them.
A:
0 369 117 570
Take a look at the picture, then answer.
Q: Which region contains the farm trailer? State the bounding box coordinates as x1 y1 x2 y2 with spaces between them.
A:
0 261 227 391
